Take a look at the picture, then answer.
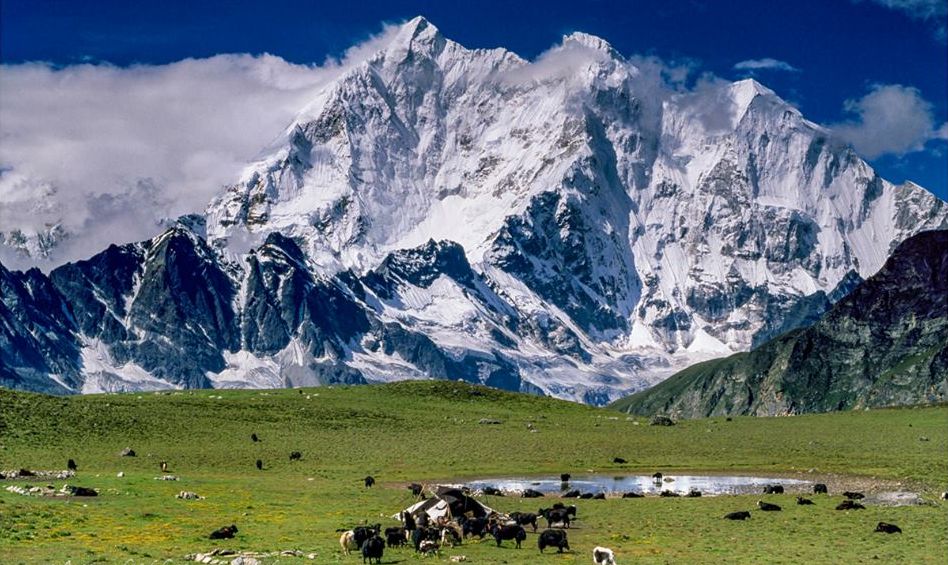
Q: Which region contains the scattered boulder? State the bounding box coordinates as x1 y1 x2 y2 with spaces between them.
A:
6 484 61 497
862 492 925 507
649 415 675 426
185 549 312 563
1 469 73 480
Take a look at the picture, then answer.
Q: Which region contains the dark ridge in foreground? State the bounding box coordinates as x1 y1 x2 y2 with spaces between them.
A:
611 230 948 418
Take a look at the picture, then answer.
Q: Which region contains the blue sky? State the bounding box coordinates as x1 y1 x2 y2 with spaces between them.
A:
2 0 946 200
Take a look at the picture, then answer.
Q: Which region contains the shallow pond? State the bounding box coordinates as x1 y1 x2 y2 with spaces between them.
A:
466 474 811 496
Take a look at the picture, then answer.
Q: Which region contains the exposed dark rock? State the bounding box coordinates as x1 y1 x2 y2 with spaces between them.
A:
0 264 80 392
486 191 638 334
612 230 948 418
649 415 675 426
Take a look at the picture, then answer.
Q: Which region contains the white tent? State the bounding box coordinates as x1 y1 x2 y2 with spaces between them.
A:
393 487 495 522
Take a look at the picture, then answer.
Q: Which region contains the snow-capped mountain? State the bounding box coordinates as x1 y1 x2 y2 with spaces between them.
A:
2 17 946 403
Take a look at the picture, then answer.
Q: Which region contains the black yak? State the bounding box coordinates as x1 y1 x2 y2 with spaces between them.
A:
538 529 569 553
209 524 238 539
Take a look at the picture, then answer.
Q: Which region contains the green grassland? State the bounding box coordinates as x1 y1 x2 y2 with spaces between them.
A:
1 381 946 564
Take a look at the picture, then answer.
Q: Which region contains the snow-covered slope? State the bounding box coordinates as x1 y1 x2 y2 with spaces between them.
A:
3 17 947 403
202 18 946 398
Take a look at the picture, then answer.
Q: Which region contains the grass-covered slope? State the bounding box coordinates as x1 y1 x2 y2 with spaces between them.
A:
612 230 948 419
1 382 946 564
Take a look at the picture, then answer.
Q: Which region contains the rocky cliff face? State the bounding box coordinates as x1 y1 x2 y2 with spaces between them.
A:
0 263 80 393
2 17 947 403
611 230 948 417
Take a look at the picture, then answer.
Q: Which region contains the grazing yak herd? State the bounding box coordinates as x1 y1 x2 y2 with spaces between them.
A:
54 449 914 562
324 478 907 563
338 505 586 563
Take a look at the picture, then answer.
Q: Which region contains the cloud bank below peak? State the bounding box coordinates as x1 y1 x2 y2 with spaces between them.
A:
0 24 403 270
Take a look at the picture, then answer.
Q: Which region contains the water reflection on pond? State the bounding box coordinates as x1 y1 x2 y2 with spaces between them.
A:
466 475 810 496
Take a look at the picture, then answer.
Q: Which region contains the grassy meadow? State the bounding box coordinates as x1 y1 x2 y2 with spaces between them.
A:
0 381 946 564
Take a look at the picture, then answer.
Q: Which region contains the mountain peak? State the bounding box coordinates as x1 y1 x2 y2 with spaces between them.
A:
386 15 444 57
730 78 775 104
728 78 781 123
562 31 623 60
399 15 437 36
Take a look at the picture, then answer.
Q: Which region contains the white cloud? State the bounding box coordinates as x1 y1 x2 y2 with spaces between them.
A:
494 34 699 140
733 58 799 73
831 84 947 159
495 37 612 88
862 0 947 20
0 23 401 269
858 0 948 39
936 122 948 140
